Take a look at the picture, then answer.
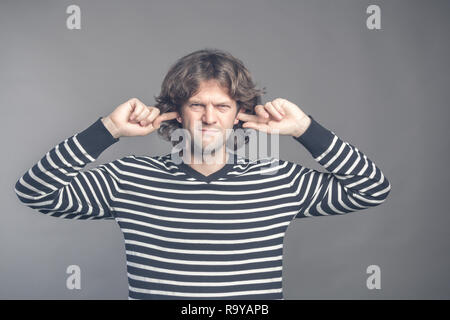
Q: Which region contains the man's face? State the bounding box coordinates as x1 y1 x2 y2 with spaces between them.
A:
176 79 243 155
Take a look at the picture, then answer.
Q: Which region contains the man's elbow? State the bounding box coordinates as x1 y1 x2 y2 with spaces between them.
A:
377 179 392 204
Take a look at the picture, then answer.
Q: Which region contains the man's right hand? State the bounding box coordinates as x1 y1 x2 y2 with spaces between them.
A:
101 98 179 138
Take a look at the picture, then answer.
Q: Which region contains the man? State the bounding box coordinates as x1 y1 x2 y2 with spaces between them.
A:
14 48 391 300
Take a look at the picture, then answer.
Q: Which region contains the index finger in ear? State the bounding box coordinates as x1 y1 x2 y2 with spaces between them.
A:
152 111 179 128
162 111 179 120
236 112 260 122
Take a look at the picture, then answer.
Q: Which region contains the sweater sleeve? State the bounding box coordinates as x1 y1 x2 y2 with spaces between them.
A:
14 117 121 220
291 115 391 219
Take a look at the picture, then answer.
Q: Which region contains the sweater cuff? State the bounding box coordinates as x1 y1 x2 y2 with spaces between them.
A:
293 115 335 158
75 117 120 159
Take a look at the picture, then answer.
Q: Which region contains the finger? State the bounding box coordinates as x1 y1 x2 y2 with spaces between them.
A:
128 97 143 110
130 102 145 121
264 102 284 121
272 99 286 116
255 105 270 119
152 111 179 129
236 112 261 123
141 108 160 126
135 107 151 123
128 97 143 111
242 121 271 133
241 121 256 129
265 102 283 120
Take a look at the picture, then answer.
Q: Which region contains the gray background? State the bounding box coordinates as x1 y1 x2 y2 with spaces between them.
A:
1 0 449 299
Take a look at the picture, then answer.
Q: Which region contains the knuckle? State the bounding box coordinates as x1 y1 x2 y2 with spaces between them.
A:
147 107 156 116
131 97 141 106
148 110 158 120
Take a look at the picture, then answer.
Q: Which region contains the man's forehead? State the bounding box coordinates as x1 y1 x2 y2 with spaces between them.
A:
187 80 235 104
187 91 235 105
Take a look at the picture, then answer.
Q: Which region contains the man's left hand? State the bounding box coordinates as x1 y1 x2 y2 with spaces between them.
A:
236 98 312 138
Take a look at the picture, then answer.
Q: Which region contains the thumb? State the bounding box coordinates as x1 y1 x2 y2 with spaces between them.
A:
242 122 256 129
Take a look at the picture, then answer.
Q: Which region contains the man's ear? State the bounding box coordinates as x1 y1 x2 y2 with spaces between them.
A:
234 107 245 125
176 108 182 124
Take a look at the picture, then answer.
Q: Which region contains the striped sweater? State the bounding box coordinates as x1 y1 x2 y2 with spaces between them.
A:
14 115 391 300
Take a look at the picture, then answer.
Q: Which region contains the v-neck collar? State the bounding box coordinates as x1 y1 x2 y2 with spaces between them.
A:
177 152 238 183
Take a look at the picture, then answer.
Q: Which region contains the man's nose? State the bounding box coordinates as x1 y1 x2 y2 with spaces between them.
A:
202 104 217 124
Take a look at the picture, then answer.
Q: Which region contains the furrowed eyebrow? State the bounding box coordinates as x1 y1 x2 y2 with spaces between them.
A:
189 101 231 105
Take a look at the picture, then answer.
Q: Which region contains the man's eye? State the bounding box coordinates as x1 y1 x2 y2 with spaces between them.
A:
191 104 228 108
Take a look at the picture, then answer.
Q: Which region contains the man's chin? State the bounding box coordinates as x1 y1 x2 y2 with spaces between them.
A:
203 142 223 153
192 141 223 154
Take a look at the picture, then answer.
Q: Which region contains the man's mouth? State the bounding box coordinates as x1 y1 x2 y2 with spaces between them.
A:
199 129 220 134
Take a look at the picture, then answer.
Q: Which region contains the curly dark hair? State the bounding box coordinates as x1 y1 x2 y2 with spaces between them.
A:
153 48 266 150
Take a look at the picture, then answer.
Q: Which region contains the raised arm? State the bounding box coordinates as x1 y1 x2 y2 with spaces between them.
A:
14 98 179 220
14 117 121 220
236 98 391 219
291 115 391 218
